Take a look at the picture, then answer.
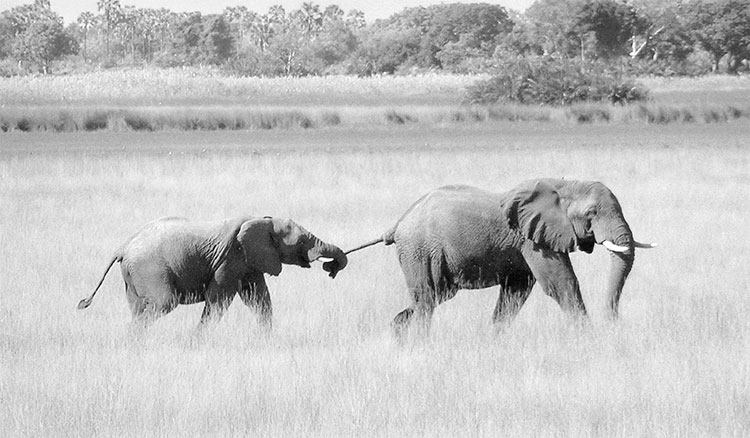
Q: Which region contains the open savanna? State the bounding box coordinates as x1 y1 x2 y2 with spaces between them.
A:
1 120 749 437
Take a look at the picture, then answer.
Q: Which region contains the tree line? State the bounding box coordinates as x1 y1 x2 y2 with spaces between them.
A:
1 0 749 76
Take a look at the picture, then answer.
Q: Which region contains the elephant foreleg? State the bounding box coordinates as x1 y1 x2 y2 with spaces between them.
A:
521 242 587 319
200 280 237 326
492 273 535 327
239 273 273 331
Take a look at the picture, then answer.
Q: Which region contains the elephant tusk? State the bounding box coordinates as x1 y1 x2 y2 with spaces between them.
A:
634 241 658 249
315 256 335 263
602 240 630 253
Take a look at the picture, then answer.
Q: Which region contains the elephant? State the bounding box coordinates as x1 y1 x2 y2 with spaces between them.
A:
346 179 656 338
78 216 347 329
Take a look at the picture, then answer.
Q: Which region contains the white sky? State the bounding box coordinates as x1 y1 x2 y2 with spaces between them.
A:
1 0 535 24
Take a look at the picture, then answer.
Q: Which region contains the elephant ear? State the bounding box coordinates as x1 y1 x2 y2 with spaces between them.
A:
504 180 577 253
237 218 283 276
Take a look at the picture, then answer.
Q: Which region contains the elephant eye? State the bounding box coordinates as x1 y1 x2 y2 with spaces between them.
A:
585 208 597 218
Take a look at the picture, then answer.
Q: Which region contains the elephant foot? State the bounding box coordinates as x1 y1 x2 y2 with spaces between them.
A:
391 308 414 340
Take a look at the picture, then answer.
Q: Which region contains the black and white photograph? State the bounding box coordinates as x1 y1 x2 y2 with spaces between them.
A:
1 0 748 436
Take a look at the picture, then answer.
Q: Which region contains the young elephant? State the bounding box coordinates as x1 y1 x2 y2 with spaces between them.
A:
347 179 656 338
78 216 347 328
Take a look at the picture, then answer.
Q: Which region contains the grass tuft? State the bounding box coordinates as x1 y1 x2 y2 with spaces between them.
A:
566 106 612 123
385 109 417 124
84 111 109 131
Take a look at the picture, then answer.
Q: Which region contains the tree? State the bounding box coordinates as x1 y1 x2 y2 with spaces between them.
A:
76 11 96 59
0 14 14 59
619 0 693 66
352 26 421 75
576 0 642 59
355 3 512 72
202 15 234 64
683 0 750 73
345 9 366 29
306 4 358 73
296 2 323 36
11 13 75 72
4 1 75 72
223 6 254 42
97 0 122 58
524 0 591 59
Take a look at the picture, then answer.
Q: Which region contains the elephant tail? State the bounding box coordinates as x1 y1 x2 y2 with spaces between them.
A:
345 225 397 255
77 254 122 310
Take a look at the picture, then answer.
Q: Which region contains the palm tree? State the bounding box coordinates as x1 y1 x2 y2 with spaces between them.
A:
299 2 323 36
97 0 122 57
77 11 96 59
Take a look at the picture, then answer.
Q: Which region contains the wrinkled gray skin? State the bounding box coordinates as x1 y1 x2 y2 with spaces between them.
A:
78 216 347 329
350 179 647 338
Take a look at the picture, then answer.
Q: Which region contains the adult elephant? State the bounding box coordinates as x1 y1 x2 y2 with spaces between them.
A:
78 216 347 329
346 179 655 337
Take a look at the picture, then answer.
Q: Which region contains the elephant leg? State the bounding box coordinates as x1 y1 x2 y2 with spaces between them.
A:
391 254 449 340
521 243 587 319
124 264 177 328
391 296 437 340
492 272 535 327
238 273 273 331
200 280 237 326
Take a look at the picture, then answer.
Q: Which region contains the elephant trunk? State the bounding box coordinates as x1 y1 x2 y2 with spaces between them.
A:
307 238 348 278
605 250 634 319
598 220 635 319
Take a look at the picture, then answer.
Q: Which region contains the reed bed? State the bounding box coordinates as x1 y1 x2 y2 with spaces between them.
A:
1 103 749 133
3 68 750 132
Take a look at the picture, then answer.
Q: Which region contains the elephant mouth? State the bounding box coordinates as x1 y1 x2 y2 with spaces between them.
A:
577 236 596 253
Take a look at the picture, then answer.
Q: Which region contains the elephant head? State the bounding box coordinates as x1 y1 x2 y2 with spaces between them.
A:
504 179 655 318
238 217 347 278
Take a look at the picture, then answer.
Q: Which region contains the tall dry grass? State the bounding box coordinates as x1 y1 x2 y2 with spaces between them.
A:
0 68 478 106
3 70 750 132
1 123 749 436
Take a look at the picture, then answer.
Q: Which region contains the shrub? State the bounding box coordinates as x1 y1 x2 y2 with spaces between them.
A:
122 112 154 131
385 110 417 124
320 111 341 127
566 106 611 123
84 111 109 131
465 56 650 106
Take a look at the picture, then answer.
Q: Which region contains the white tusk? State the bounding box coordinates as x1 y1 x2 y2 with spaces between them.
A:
634 241 658 249
602 240 630 253
315 257 335 263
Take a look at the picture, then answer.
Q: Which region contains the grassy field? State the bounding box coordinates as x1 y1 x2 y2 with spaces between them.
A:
2 70 750 132
1 120 749 436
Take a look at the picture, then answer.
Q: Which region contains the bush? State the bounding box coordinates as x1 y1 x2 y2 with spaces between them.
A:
385 110 417 124
84 111 109 131
465 56 650 106
566 106 611 123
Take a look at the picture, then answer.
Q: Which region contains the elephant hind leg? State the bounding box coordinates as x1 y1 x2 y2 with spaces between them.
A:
391 308 414 339
123 264 177 328
391 300 436 341
492 273 535 328
392 252 450 340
